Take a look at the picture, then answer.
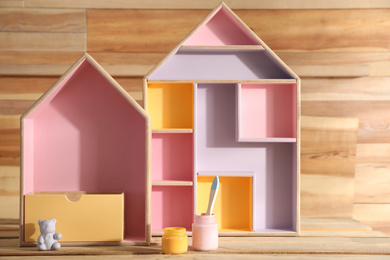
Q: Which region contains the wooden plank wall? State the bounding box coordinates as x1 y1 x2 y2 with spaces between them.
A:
0 1 389 234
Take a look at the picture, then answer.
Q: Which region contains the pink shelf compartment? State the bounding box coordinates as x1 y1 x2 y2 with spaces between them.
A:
151 133 193 182
237 82 297 142
195 83 297 232
151 185 193 233
183 5 260 46
21 56 149 243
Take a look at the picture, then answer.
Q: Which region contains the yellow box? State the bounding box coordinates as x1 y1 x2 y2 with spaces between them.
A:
24 191 124 242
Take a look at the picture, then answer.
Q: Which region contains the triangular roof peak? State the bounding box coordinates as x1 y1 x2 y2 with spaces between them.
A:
146 2 299 80
22 53 147 120
183 2 260 46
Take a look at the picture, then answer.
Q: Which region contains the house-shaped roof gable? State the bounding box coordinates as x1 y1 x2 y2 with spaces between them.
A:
22 53 147 120
146 2 298 81
183 4 260 46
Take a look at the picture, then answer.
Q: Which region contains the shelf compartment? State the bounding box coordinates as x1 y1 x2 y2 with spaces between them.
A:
147 82 194 129
148 49 294 81
182 5 260 46
152 133 193 182
237 82 297 142
152 186 193 233
197 175 252 232
24 191 123 242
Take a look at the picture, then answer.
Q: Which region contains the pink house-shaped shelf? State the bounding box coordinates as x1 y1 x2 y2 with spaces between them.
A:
20 54 151 245
144 3 300 236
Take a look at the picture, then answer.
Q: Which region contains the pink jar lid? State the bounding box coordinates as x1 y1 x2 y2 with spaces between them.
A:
194 213 216 224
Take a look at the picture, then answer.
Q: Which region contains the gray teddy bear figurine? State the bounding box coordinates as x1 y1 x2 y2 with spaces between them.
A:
37 218 62 250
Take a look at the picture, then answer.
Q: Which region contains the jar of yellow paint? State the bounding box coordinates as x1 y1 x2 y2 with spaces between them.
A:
162 227 188 254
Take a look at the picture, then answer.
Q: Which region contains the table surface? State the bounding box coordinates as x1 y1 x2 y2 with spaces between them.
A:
1 219 390 259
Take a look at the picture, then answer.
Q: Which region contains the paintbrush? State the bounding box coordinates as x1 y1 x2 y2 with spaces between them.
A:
206 176 219 215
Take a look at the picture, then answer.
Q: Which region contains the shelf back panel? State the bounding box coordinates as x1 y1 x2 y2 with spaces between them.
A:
148 49 294 80
238 82 297 140
151 186 193 233
147 82 194 129
152 133 193 182
197 176 253 231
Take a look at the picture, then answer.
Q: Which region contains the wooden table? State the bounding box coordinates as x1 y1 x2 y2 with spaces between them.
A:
1 219 389 259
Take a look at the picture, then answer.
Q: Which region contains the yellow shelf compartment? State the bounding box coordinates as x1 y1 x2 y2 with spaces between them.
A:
196 172 254 232
146 82 194 130
24 191 124 242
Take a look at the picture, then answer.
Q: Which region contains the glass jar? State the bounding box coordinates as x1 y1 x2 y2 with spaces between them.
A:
192 213 218 251
162 227 188 254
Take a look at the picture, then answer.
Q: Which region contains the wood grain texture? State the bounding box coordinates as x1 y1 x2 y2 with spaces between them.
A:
362 221 390 237
301 77 390 101
0 52 165 76
353 204 390 222
1 219 389 257
0 8 85 32
301 218 370 230
278 52 390 77
0 0 24 8
235 9 390 52
291 65 370 78
2 233 390 256
301 116 358 218
0 32 85 52
0 76 143 102
0 167 19 219
23 0 390 9
87 10 206 53
302 101 390 143
87 9 390 52
0 131 19 166
355 144 390 203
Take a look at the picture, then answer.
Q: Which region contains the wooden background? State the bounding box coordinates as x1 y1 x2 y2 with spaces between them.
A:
0 0 389 235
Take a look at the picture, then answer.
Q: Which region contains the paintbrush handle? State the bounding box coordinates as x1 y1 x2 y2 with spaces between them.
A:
206 189 217 215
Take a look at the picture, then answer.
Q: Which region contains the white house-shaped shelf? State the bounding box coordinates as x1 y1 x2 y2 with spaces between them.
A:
20 54 151 245
144 3 300 236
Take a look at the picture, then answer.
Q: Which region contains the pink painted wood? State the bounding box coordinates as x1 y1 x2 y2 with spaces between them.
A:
183 6 260 46
22 59 148 242
152 186 193 232
151 133 193 182
239 82 297 140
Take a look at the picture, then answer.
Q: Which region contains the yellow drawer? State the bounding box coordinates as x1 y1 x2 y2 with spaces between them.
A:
24 191 124 242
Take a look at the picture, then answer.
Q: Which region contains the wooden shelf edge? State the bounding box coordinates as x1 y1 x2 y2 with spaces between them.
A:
152 181 194 186
147 79 297 83
237 137 297 143
180 45 265 50
197 171 255 177
152 129 193 134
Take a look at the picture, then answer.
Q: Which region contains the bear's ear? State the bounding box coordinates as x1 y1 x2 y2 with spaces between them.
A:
38 219 43 225
51 218 56 223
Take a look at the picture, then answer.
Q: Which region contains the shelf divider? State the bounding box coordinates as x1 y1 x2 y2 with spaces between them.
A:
152 129 193 134
152 180 194 186
180 45 264 50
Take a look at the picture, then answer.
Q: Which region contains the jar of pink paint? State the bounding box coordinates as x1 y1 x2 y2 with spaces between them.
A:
192 213 218 251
